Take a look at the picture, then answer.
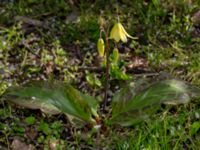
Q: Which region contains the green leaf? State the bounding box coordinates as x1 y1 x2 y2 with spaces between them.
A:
38 120 51 135
3 81 99 124
86 73 101 87
25 116 35 125
190 121 200 136
111 79 200 126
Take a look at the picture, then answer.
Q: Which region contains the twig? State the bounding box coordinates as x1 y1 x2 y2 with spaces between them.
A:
14 16 49 29
64 66 155 74
134 72 159 77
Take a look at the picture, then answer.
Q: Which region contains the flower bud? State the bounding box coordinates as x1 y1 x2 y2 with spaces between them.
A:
97 38 105 57
113 48 119 62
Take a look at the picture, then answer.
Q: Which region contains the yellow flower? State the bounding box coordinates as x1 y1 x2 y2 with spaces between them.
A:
110 22 137 43
97 38 105 57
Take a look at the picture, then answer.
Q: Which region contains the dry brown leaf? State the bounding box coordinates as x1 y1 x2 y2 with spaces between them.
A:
11 138 35 150
192 10 200 24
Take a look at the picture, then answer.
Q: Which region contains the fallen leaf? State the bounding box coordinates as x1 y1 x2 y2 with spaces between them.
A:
192 10 200 24
11 138 35 150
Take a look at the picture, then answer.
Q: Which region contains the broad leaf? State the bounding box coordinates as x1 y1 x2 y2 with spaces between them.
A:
3 81 99 124
111 79 200 126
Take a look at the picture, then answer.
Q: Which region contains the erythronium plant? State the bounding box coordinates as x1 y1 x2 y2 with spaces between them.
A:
2 19 200 128
98 20 138 110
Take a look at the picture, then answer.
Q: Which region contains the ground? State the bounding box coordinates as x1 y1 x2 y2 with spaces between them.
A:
0 0 200 149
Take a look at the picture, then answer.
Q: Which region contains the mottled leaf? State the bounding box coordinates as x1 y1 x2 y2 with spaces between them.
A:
111 79 200 126
3 81 99 124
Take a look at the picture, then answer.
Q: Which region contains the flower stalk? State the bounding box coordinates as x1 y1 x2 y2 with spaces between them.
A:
102 29 110 111
97 18 136 112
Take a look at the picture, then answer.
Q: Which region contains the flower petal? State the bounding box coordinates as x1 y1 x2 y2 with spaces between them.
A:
119 23 138 40
110 23 121 42
119 24 127 43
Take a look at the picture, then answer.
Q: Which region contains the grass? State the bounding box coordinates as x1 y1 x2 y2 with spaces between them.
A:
1 0 200 149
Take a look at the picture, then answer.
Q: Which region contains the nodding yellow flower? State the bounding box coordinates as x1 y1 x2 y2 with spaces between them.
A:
110 22 137 43
97 38 105 57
